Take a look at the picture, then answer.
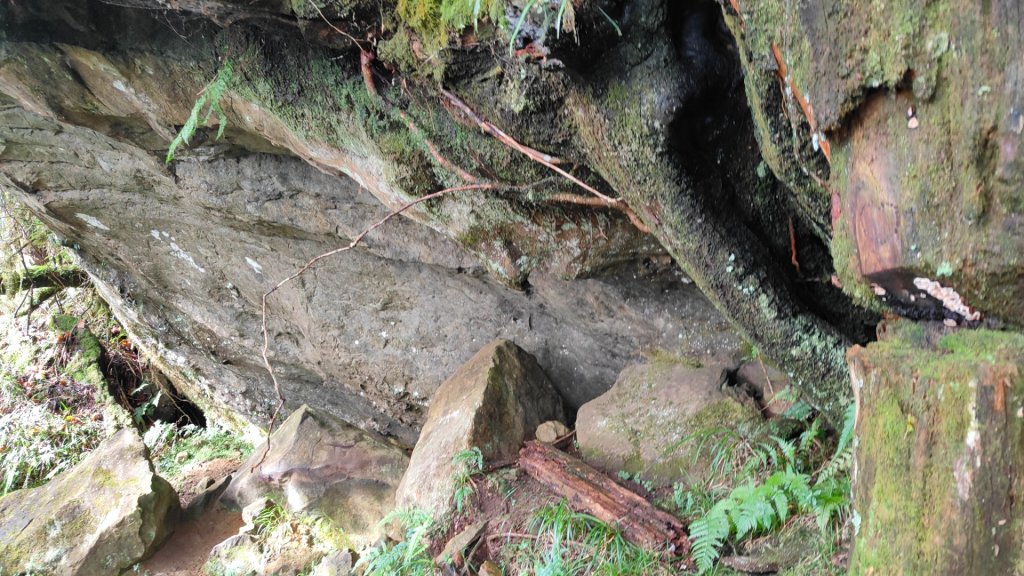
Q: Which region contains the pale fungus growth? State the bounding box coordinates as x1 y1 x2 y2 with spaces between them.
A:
912 277 982 321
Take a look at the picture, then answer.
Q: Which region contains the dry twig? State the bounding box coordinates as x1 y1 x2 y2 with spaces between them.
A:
253 183 494 471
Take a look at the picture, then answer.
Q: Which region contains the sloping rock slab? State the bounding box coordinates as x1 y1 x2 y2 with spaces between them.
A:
0 428 180 575
576 361 760 487
396 339 565 517
221 405 409 548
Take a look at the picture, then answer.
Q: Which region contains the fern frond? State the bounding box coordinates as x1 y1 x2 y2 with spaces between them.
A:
834 402 857 456
689 508 729 574
166 60 233 164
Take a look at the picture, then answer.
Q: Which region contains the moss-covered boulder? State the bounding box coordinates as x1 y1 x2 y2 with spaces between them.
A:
395 339 565 518
575 360 761 488
848 320 1024 574
0 428 180 575
221 404 409 550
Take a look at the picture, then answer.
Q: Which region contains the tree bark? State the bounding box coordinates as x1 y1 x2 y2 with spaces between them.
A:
518 441 690 557
848 320 1024 574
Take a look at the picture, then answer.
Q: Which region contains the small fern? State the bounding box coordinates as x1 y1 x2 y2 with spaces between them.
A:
817 402 857 482
689 468 820 573
451 446 484 512
358 508 435 576
166 60 233 164
683 400 859 574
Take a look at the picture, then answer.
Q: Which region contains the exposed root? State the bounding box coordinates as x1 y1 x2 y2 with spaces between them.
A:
401 111 479 183
440 90 650 234
770 42 831 165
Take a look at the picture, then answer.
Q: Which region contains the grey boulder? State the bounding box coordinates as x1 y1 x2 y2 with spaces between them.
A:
0 428 180 576
396 339 565 518
221 405 409 549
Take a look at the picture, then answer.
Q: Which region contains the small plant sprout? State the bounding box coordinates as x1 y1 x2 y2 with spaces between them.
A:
166 60 234 164
452 446 484 513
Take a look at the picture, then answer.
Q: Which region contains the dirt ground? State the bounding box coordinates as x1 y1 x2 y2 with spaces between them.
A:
140 458 243 576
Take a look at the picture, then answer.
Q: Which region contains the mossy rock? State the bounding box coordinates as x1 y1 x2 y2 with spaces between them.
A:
576 361 761 488
0 429 180 575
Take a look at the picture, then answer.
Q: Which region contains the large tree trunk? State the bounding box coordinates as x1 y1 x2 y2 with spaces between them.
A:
848 320 1024 573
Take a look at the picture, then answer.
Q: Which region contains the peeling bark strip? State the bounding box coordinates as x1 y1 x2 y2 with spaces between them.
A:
518 441 690 558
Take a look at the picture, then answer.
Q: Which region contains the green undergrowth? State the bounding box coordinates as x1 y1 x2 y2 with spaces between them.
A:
0 200 109 495
393 0 579 58
670 400 857 574
358 508 438 575
144 421 252 480
452 446 484 513
506 499 670 575
396 0 505 56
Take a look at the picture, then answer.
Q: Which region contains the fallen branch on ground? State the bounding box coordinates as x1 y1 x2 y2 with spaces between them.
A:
518 441 690 558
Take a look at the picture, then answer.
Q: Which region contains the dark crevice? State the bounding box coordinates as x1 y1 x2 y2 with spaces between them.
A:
101 337 207 428
661 0 880 345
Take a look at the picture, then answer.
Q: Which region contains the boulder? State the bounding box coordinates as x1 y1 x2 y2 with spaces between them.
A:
221 405 408 548
207 504 326 576
535 420 570 444
396 339 565 517
311 550 353 576
576 360 760 488
0 428 180 575
207 534 261 576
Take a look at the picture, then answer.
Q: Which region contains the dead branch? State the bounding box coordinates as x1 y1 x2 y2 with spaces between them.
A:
545 193 650 232
518 441 690 557
253 183 495 471
0 266 89 294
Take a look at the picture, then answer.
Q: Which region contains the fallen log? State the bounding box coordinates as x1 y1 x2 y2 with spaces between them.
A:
1 265 88 294
518 441 690 558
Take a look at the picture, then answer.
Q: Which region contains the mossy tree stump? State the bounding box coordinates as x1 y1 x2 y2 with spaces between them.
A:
848 321 1024 574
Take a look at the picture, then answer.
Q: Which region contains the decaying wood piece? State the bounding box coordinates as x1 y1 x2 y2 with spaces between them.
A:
518 441 690 557
847 320 1024 575
0 265 89 294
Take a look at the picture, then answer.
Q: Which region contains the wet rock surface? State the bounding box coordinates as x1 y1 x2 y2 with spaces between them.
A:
0 428 180 576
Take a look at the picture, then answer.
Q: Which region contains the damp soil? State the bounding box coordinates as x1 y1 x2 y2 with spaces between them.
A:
140 458 243 576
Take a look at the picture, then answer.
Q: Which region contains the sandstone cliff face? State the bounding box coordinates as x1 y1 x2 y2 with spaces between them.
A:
2 0 1020 435
0 106 740 442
